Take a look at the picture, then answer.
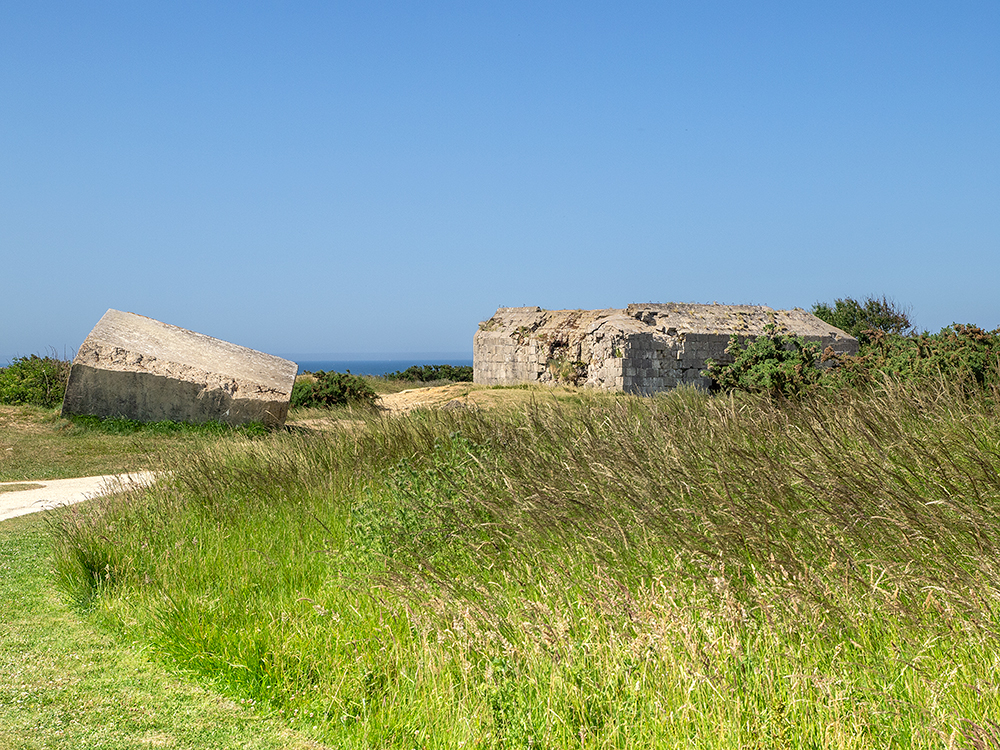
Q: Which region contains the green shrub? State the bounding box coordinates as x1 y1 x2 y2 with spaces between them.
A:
708 320 1000 400
812 295 913 346
548 356 587 385
291 370 379 408
382 364 473 382
703 325 824 398
0 354 71 408
808 297 1000 395
831 324 1000 393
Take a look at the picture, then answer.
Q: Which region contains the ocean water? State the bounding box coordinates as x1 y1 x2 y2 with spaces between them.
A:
294 359 473 376
0 355 474 377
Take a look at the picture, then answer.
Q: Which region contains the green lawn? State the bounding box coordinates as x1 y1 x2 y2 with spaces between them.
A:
0 405 330 748
0 405 261 483
0 512 328 749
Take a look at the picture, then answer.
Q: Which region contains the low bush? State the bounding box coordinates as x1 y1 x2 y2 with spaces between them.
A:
707 324 1000 400
382 364 473 382
702 324 824 398
0 354 71 408
708 296 1000 400
290 370 379 408
831 323 1000 393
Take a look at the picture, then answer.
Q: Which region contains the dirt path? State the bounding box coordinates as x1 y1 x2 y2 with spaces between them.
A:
285 384 482 431
375 382 583 414
376 383 480 414
285 383 586 431
0 472 158 522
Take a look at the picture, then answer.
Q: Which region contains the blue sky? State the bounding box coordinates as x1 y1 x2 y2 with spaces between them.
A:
2 1 997 363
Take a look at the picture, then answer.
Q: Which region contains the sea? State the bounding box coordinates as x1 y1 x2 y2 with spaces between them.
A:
291 358 473 376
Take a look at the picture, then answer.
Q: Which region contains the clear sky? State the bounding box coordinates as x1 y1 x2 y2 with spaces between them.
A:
2 1 997 363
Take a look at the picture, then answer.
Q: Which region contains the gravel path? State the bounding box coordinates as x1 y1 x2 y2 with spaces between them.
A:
0 472 158 522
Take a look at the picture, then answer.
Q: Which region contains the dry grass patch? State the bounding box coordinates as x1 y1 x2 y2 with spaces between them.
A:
286 383 589 427
0 404 58 434
377 382 590 414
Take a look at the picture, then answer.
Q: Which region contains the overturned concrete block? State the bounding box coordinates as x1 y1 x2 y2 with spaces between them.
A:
62 310 297 428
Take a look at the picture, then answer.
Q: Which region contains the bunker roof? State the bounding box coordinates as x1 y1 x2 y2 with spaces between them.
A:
483 303 856 342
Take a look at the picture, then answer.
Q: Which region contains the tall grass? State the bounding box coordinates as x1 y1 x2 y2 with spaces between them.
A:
54 381 1000 747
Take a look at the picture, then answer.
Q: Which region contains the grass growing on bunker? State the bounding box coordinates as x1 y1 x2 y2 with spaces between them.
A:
52 382 1000 747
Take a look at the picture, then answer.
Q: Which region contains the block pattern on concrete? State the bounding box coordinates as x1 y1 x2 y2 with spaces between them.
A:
62 310 297 427
474 303 858 395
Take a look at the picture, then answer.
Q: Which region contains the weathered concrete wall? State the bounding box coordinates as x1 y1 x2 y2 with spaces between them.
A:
473 307 639 389
62 310 297 428
474 303 858 394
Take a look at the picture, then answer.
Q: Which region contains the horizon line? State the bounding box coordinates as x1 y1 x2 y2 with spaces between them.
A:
276 352 472 361
2 351 474 366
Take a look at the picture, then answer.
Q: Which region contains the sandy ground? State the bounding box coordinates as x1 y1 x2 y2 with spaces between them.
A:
376 383 481 413
0 472 158 522
285 383 586 431
374 382 582 413
284 384 484 431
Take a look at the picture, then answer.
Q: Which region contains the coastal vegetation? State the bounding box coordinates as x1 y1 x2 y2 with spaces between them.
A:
704 296 1000 400
382 364 474 383
0 353 71 409
291 370 381 409
5 298 1000 747
46 376 1000 747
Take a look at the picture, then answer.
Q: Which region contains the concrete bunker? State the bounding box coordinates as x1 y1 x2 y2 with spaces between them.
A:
61 309 298 428
473 303 858 394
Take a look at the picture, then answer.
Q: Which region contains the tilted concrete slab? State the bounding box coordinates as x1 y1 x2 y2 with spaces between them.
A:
62 310 297 428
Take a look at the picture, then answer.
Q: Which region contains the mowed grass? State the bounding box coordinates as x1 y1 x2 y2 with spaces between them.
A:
0 512 328 749
0 405 267 482
0 406 329 749
52 381 1000 747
